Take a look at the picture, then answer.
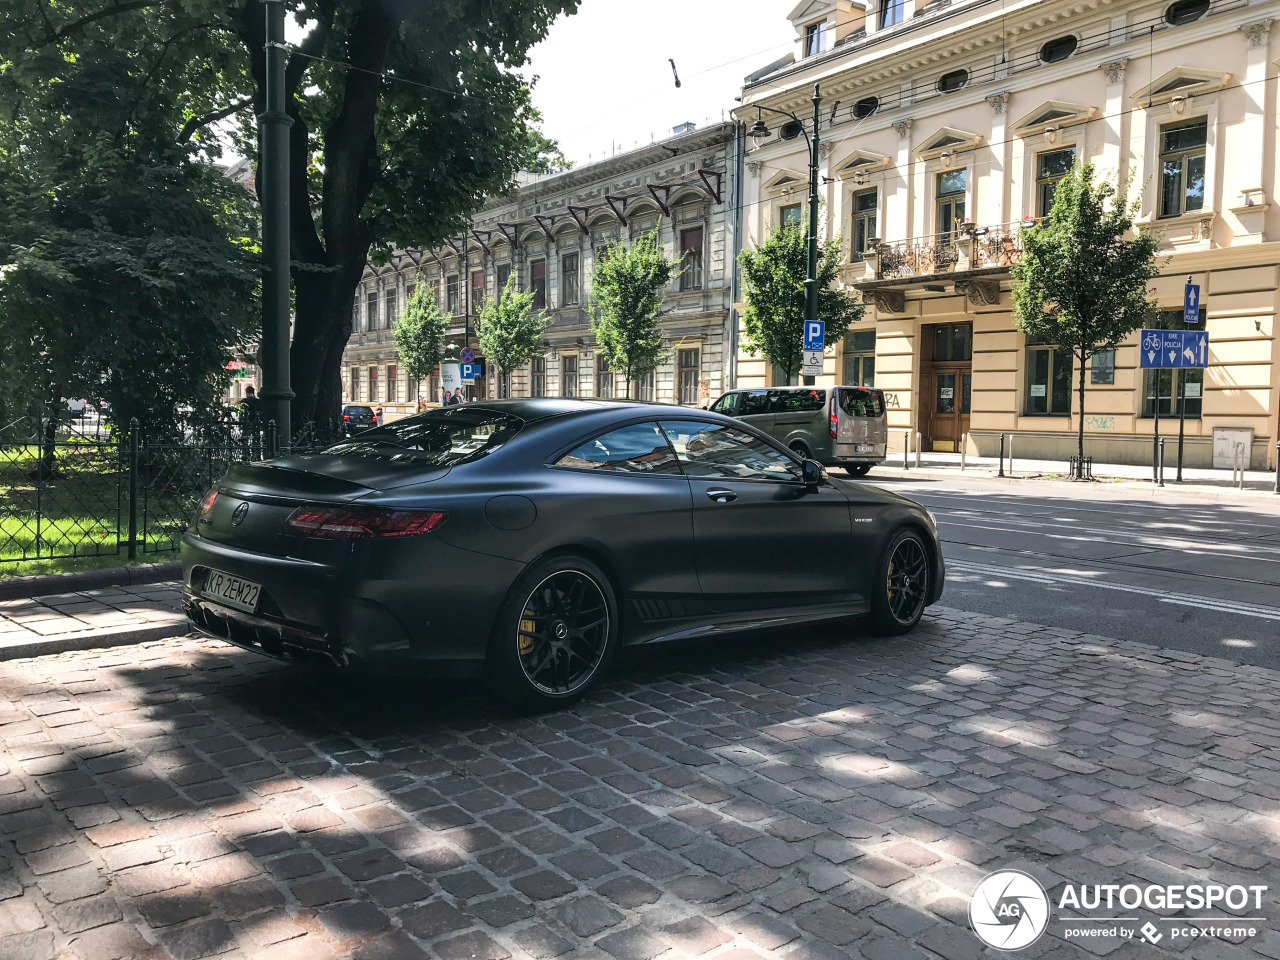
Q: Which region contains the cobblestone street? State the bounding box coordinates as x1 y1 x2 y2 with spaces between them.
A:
1 608 1279 959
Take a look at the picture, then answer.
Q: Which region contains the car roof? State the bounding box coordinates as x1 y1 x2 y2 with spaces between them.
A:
459 398 705 421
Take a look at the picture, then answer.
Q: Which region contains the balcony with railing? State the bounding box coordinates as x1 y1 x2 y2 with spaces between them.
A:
844 220 1026 287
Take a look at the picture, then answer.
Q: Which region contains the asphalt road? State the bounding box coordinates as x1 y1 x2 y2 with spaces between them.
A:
860 474 1280 670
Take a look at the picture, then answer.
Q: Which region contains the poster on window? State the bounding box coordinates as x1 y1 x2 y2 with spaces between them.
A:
440 362 462 404
1030 384 1047 397
939 387 954 400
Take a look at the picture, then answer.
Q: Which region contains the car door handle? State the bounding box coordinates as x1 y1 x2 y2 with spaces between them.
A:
705 488 737 503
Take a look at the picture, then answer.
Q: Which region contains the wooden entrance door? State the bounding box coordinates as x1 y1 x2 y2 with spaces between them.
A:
920 323 972 452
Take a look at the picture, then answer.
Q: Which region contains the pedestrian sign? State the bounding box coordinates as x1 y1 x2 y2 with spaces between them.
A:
460 347 475 364
803 320 825 352
1183 282 1200 324
1139 329 1208 369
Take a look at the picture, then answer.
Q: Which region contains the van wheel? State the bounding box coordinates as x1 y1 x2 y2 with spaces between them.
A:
486 555 618 709
869 528 931 635
844 464 872 477
789 441 812 459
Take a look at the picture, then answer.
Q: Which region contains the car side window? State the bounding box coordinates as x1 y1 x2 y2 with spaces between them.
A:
555 422 680 474
659 420 802 482
777 390 826 412
738 391 771 416
711 393 738 415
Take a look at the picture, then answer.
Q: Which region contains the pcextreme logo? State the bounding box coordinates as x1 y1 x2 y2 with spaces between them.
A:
970 869 1269 950
970 870 1050 950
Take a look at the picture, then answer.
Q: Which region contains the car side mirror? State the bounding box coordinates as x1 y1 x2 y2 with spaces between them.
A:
802 458 824 491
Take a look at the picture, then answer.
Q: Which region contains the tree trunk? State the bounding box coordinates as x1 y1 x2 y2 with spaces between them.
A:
37 405 59 480
1077 349 1087 468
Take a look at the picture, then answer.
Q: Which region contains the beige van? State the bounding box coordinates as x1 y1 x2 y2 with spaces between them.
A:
709 385 888 476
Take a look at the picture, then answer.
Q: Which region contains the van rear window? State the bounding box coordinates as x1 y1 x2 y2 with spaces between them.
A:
838 388 884 417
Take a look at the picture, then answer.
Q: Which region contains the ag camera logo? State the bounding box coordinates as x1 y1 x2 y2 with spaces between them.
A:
970 870 1050 950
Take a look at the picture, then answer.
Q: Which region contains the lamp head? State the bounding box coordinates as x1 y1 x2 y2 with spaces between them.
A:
749 118 771 143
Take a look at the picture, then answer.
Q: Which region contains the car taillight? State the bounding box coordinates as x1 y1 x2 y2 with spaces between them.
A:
343 414 351 420
285 506 447 539
197 489 218 518
829 396 838 439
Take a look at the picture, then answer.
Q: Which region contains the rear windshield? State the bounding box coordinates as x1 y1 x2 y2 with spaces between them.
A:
838 388 885 418
344 406 373 415
321 408 523 465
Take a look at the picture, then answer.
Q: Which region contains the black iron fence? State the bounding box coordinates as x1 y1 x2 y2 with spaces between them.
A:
0 413 337 567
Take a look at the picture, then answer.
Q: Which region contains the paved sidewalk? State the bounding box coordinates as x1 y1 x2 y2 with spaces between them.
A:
0 581 188 659
1 609 1279 959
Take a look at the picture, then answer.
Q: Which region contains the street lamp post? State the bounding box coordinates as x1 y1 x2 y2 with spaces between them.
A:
749 84 823 387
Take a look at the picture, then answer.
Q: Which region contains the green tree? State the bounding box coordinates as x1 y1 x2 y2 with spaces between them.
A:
1011 163 1159 468
588 227 676 398
2 0 580 426
738 219 864 385
393 285 449 401
0 18 259 440
477 277 551 397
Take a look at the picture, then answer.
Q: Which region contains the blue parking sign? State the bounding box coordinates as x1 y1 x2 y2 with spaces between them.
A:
803 320 825 352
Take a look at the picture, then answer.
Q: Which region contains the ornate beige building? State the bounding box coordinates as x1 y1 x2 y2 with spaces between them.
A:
343 122 742 414
738 0 1278 468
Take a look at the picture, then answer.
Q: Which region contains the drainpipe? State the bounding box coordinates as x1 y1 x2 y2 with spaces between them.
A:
728 120 746 390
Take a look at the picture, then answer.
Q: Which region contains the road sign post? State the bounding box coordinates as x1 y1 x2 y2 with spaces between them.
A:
1140 327 1208 484
801 320 825 379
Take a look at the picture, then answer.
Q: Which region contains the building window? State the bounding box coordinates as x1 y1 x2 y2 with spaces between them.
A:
936 170 967 239
679 228 704 291
1165 0 1209 24
853 96 879 120
804 21 828 56
495 263 511 299
1040 36 1078 63
446 275 459 315
678 349 700 405
843 330 876 387
387 364 398 402
633 371 655 402
530 259 546 310
369 366 379 403
1037 148 1076 217
779 203 803 228
1090 349 1116 385
406 283 415 304
384 288 397 329
1026 342 1073 415
561 254 580 306
1160 118 1207 218
470 270 484 313
879 0 903 29
850 189 878 261
937 69 968 94
597 357 613 399
366 290 378 332
932 324 971 362
1142 309 1206 417
562 356 578 397
531 356 546 397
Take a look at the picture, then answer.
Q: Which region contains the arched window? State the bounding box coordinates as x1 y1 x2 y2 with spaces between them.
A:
937 69 968 94
1039 36 1078 63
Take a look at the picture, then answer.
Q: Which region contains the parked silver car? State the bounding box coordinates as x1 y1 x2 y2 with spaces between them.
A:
709 386 888 476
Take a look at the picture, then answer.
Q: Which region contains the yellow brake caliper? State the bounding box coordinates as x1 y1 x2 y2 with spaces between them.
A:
887 559 895 599
519 609 536 655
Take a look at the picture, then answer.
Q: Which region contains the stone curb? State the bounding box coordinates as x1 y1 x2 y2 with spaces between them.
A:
0 618 192 661
872 465 1280 502
0 561 182 601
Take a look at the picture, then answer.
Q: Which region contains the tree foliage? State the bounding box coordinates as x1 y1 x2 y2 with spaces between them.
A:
476 277 551 394
0 3 259 430
0 0 579 426
393 285 448 390
1011 163 1160 464
588 227 675 398
738 218 864 385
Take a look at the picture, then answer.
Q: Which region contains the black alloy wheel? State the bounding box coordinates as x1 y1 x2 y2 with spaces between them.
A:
870 528 931 634
488 555 618 708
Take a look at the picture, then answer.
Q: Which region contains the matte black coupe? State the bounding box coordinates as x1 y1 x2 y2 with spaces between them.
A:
182 400 944 706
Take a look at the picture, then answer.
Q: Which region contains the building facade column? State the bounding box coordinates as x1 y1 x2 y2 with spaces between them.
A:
986 93 1009 225
892 120 913 242
1234 20 1273 241
1099 59 1128 175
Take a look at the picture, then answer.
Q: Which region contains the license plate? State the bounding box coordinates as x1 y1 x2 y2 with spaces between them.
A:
203 570 261 613
854 443 874 453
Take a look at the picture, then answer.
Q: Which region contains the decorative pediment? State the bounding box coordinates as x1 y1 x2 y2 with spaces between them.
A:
1012 100 1097 137
763 168 808 193
1132 68 1231 107
916 127 983 160
788 0 836 24
835 151 892 179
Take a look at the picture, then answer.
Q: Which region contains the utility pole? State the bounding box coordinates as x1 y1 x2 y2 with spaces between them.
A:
258 0 292 449
803 83 822 388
